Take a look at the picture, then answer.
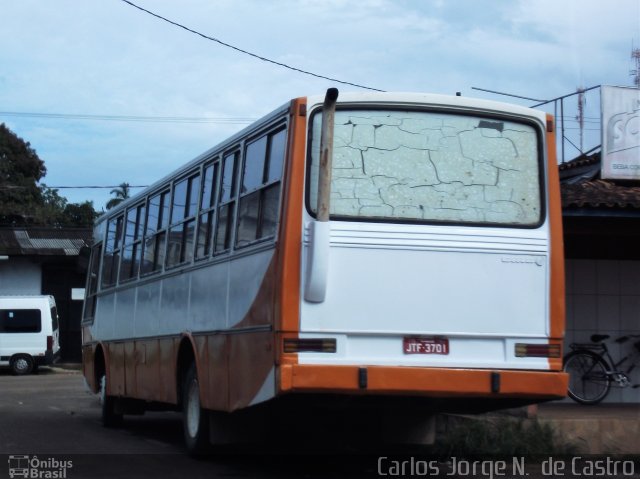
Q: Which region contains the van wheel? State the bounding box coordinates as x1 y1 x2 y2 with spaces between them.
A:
182 363 210 455
10 355 34 375
99 374 123 427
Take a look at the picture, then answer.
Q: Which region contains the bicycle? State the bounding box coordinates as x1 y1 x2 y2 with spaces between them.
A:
563 333 640 405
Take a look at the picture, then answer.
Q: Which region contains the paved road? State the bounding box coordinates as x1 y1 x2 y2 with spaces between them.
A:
0 368 381 479
3 368 636 479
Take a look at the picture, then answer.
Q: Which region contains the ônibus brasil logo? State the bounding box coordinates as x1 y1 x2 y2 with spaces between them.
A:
8 455 73 479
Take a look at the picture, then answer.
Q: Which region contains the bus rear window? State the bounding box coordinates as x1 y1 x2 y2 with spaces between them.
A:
308 109 542 226
0 309 42 333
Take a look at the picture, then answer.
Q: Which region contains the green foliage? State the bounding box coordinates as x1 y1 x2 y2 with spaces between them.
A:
62 201 99 226
106 182 131 210
431 417 578 457
0 123 97 227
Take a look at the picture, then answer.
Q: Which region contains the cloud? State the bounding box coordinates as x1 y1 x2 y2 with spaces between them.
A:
0 0 636 207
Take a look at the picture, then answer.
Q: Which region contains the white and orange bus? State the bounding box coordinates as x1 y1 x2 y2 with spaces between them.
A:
82 90 567 453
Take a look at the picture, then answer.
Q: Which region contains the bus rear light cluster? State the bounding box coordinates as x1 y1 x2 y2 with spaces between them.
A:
283 338 337 353
515 343 561 358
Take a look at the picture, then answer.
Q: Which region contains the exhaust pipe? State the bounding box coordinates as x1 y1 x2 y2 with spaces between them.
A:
304 88 339 303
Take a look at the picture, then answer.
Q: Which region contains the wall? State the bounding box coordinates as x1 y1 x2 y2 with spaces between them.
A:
565 259 640 403
42 261 85 362
0 257 41 294
0 256 85 362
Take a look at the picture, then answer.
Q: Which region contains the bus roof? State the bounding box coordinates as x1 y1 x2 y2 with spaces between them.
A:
305 91 548 122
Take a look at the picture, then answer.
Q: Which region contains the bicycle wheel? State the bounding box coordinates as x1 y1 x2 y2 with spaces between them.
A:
563 350 611 405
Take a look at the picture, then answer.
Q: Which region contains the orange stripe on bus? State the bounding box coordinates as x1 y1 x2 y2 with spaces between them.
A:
277 97 307 337
281 364 568 399
546 114 566 370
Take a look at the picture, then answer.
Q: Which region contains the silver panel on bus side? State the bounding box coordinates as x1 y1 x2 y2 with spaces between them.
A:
228 251 274 328
92 249 274 341
189 263 229 331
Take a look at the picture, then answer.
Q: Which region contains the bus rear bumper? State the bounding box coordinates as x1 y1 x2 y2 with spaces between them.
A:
280 364 568 400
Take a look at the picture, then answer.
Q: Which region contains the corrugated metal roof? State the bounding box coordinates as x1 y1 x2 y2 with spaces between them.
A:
0 228 92 256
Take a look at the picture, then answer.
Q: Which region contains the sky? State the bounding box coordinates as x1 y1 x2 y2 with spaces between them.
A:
1 0 639 210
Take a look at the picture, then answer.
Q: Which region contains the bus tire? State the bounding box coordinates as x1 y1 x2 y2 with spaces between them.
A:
10 354 34 375
99 374 123 427
182 363 210 455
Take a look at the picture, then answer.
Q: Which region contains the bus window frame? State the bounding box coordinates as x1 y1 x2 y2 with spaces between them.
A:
87 112 289 296
101 214 124 289
120 202 147 283
214 149 240 255
194 158 221 261
166 170 201 269
235 124 287 250
140 188 171 278
304 105 547 230
82 241 103 324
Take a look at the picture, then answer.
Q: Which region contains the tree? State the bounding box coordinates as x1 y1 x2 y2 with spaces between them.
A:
0 123 46 223
106 182 131 210
0 123 97 227
61 201 99 227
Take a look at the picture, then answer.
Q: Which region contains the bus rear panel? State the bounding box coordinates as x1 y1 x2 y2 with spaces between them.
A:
277 93 566 410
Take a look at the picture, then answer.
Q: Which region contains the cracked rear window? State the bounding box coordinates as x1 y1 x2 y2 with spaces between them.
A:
308 109 542 226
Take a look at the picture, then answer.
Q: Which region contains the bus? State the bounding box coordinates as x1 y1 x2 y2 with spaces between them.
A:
81 89 567 453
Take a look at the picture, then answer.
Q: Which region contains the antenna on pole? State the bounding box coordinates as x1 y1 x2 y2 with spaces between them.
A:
576 87 585 153
631 43 640 88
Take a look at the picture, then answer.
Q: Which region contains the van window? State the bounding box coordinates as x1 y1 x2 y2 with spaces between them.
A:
0 309 42 333
50 306 59 331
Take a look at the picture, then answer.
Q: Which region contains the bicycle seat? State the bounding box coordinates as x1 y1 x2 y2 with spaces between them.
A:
590 334 610 342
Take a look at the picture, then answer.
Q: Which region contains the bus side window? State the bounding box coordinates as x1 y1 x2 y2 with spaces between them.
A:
167 173 200 267
196 161 219 259
83 242 102 321
101 215 124 288
236 127 286 248
142 190 170 274
121 203 146 281
215 152 238 254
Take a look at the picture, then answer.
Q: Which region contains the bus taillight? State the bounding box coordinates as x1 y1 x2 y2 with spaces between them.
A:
515 343 561 358
283 338 337 353
47 335 53 351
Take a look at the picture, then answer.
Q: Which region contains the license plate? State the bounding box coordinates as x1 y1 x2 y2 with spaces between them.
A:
403 337 449 355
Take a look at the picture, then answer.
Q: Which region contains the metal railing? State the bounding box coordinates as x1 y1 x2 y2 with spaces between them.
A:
473 85 603 164
532 85 602 164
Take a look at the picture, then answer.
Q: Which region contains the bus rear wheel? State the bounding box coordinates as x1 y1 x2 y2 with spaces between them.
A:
10 354 34 375
99 374 123 427
182 363 210 455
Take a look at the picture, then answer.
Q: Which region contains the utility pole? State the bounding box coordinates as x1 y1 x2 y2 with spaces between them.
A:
631 46 640 87
576 87 585 153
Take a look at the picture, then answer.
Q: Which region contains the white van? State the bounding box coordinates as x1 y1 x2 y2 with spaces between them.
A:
0 295 61 375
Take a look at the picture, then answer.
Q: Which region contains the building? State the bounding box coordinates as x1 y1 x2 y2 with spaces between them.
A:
561 152 640 403
0 227 92 362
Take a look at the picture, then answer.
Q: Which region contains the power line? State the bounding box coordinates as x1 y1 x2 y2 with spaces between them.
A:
47 185 148 189
119 0 385 93
1 184 149 192
471 86 547 102
0 111 255 124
